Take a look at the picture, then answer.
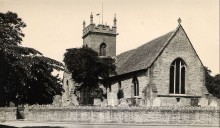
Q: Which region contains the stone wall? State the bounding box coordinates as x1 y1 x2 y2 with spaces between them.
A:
107 26 207 107
62 72 79 106
138 73 149 100
108 73 149 106
23 106 219 126
0 107 16 121
120 78 132 99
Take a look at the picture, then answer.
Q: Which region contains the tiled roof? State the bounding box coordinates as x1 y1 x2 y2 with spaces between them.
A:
116 26 180 75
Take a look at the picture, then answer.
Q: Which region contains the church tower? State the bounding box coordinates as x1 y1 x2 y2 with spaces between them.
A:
82 13 117 57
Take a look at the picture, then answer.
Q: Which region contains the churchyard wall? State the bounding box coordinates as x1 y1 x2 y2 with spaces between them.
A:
0 107 16 121
1 106 219 126
20 105 219 126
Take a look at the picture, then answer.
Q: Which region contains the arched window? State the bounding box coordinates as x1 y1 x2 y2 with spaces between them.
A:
132 77 139 96
169 58 186 94
100 43 107 56
117 81 124 99
66 80 69 86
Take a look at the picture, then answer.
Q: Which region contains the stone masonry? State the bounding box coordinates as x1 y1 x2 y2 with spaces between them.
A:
107 25 209 107
151 26 206 106
62 15 211 108
82 13 117 57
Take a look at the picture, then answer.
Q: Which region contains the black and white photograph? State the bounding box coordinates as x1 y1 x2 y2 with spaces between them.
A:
0 0 219 127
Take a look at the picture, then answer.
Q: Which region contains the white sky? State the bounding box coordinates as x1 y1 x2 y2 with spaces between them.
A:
0 0 219 75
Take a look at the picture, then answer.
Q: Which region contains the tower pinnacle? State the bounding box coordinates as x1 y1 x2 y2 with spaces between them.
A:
90 12 93 24
113 14 117 27
83 20 86 29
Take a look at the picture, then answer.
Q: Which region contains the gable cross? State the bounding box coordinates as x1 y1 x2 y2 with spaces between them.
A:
178 18 182 24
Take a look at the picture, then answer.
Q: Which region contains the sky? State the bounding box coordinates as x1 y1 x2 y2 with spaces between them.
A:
0 0 219 75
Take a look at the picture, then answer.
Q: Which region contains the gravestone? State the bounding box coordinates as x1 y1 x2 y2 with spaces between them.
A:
199 97 208 107
209 99 218 107
118 98 128 107
179 98 190 106
52 95 62 107
94 98 101 106
191 98 199 107
70 94 79 106
101 99 108 107
153 97 161 106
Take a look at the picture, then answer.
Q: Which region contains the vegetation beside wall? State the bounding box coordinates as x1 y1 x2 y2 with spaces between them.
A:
205 67 220 98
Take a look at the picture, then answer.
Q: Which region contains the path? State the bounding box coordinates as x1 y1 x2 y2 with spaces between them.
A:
0 121 219 128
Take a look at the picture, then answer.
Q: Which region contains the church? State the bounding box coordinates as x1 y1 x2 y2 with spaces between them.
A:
62 13 210 107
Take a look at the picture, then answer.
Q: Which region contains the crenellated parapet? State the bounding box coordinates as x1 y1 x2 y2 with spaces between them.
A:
82 12 117 39
83 24 117 38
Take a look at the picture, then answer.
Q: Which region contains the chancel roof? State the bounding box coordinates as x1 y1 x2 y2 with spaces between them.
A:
116 25 181 75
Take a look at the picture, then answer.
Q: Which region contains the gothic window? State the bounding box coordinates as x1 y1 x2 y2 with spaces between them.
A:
132 77 139 96
100 43 107 56
66 80 69 86
169 58 186 94
118 81 121 89
117 81 124 99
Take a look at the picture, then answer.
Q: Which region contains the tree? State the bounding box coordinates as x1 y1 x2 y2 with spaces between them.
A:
204 67 214 93
0 11 26 45
0 11 64 106
63 47 116 105
204 67 220 98
212 74 220 97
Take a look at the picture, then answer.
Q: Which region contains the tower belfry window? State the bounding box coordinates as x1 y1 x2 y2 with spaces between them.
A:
100 43 107 56
169 58 186 94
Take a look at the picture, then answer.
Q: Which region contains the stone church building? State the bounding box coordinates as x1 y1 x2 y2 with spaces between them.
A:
62 13 210 107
